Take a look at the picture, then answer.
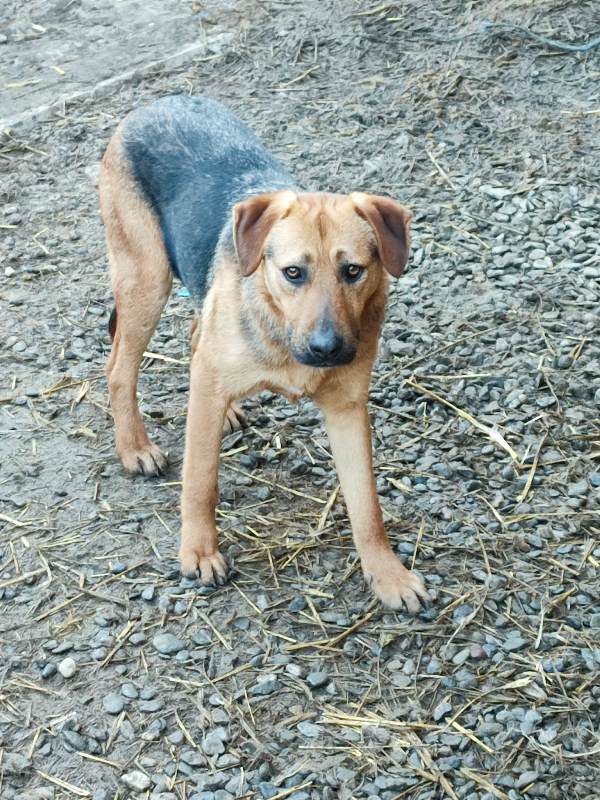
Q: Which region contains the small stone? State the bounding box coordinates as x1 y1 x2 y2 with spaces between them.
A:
502 635 527 652
554 354 573 370
250 676 281 696
288 597 307 612
153 632 185 655
516 771 539 790
121 771 151 791
520 709 543 735
469 644 485 659
258 782 279 799
567 479 588 497
480 184 511 199
297 721 321 738
62 729 87 751
202 728 229 756
439 756 462 771
452 647 470 666
41 663 57 679
180 749 204 767
58 657 77 678
306 671 329 689
121 682 138 699
141 586 155 601
432 701 452 722
196 772 228 791
103 693 125 714
139 698 164 713
538 725 559 744
191 629 212 646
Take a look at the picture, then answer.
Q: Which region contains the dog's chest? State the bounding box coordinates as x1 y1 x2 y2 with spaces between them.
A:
263 365 323 403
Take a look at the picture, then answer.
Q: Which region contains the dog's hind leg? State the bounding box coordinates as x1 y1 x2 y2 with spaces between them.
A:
100 134 172 476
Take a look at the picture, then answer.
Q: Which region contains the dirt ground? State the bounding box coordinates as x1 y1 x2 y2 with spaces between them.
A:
1 1 600 799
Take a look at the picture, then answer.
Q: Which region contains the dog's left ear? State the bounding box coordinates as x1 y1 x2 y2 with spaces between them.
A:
233 190 296 277
350 192 412 277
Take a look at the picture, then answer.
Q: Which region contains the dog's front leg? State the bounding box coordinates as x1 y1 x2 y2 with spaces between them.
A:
180 348 229 584
317 395 429 612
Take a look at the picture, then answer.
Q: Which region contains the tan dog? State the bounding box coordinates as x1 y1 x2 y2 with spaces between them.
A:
99 95 428 612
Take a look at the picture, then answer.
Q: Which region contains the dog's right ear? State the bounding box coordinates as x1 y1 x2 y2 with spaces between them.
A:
233 190 296 276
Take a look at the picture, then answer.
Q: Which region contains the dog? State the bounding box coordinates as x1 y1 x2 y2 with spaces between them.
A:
99 95 428 612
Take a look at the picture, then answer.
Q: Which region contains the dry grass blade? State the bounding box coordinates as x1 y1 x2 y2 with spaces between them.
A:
406 375 521 463
321 707 438 732
0 568 45 589
460 768 509 799
285 604 377 652
517 432 547 502
316 484 339 531
35 770 91 797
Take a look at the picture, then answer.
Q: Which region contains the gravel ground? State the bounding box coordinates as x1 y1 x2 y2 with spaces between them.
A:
1 1 599 798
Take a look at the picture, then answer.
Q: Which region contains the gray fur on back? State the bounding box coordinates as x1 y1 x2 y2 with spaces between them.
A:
121 95 298 304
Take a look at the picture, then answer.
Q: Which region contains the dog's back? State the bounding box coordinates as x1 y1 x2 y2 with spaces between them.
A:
119 95 295 301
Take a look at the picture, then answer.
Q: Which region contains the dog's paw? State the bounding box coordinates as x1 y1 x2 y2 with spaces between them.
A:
119 443 168 476
222 402 248 436
364 554 429 614
180 546 228 586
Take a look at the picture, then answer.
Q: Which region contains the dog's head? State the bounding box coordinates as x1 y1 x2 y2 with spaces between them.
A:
233 190 412 368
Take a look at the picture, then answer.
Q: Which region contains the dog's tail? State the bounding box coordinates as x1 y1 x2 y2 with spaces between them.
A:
108 307 118 341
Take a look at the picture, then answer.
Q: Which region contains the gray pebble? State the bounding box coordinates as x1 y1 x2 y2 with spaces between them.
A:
121 682 138 699
41 663 57 679
538 725 559 744
202 728 229 756
139 698 164 713
103 693 125 714
520 709 543 734
258 783 279 799
192 629 212 646
181 749 204 767
297 721 321 738
141 586 156 601
567 479 588 497
250 676 281 696
58 657 77 678
432 701 452 722
516 771 539 789
502 635 527 652
153 632 185 655
288 596 307 612
121 770 151 791
306 670 329 689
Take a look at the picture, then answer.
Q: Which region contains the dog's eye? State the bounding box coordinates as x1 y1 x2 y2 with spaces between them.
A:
283 266 303 282
344 263 365 282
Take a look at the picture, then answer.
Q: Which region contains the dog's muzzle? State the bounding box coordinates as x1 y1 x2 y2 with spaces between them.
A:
293 324 357 368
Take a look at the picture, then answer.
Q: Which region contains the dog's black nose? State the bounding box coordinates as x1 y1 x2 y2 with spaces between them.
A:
308 327 344 361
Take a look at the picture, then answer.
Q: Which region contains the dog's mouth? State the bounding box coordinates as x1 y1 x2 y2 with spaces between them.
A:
292 346 357 369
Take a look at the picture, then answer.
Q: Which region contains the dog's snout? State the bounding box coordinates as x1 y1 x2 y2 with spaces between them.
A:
293 316 356 368
308 326 343 361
